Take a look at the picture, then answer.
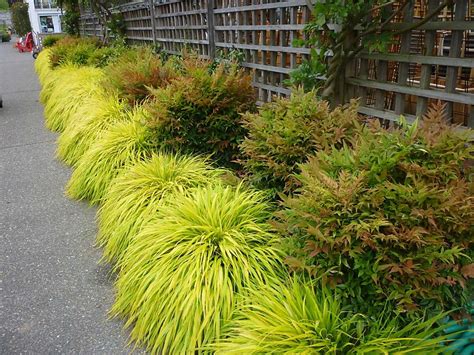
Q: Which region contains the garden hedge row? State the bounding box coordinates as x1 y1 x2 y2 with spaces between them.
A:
34 38 473 354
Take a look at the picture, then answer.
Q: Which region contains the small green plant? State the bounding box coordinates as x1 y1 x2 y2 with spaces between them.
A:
240 89 360 194
11 2 31 36
97 153 225 266
66 113 160 204
285 53 326 91
0 0 8 11
1 31 10 42
62 10 80 36
42 35 64 48
103 47 179 105
48 36 101 68
107 13 126 40
146 64 256 168
209 48 245 72
214 277 452 353
56 93 129 166
112 183 284 353
278 104 474 317
43 65 106 132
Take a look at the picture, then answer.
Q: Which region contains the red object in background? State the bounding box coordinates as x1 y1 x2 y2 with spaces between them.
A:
15 32 34 53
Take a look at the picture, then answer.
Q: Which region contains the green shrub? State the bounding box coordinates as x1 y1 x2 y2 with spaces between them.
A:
43 65 106 132
0 0 8 11
48 37 100 68
146 65 256 168
56 93 129 166
214 277 451 354
107 13 126 39
62 10 80 36
112 183 284 353
97 153 224 266
278 105 474 317
240 89 360 194
86 44 127 68
1 31 10 42
103 47 179 105
42 35 64 48
11 2 31 36
66 114 160 204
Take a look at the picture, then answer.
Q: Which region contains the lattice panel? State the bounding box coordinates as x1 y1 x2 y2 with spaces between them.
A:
349 0 474 127
80 15 103 38
213 0 311 102
154 0 210 57
119 2 153 44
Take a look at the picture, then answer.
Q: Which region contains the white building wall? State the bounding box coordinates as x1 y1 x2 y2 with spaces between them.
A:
25 0 63 34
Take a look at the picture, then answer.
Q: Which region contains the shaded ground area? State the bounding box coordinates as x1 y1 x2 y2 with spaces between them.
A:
0 41 134 354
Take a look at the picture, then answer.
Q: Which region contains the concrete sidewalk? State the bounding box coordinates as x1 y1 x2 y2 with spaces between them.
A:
0 42 134 353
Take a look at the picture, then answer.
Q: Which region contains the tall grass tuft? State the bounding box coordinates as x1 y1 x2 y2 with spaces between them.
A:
38 64 65 105
34 48 52 86
214 277 452 354
112 184 284 353
56 94 129 166
66 110 159 204
44 66 106 132
97 153 224 266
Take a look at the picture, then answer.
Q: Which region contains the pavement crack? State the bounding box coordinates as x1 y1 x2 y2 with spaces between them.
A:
1 89 41 95
0 139 56 151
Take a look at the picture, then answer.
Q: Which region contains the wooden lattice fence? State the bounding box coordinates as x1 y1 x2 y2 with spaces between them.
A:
80 0 474 127
347 0 474 127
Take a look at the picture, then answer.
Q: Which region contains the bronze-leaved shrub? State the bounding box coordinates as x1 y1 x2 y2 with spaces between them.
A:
48 36 101 68
240 90 360 194
145 64 256 167
103 47 179 105
277 105 474 318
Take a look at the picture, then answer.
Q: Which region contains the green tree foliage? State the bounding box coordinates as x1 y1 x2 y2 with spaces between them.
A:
0 0 9 11
62 10 80 35
11 2 31 36
293 0 453 99
278 104 474 317
240 89 360 194
106 13 126 40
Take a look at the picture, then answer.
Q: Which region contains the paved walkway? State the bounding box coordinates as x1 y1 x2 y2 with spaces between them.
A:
0 41 134 353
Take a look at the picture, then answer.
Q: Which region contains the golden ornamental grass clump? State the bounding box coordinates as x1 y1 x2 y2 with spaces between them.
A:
97 153 225 267
34 48 52 86
43 65 106 132
56 93 129 166
112 184 284 354
38 62 66 105
214 277 451 354
66 108 159 204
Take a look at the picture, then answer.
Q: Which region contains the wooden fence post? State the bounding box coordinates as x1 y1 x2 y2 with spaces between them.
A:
207 0 215 59
394 0 414 116
149 0 157 47
445 0 467 121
